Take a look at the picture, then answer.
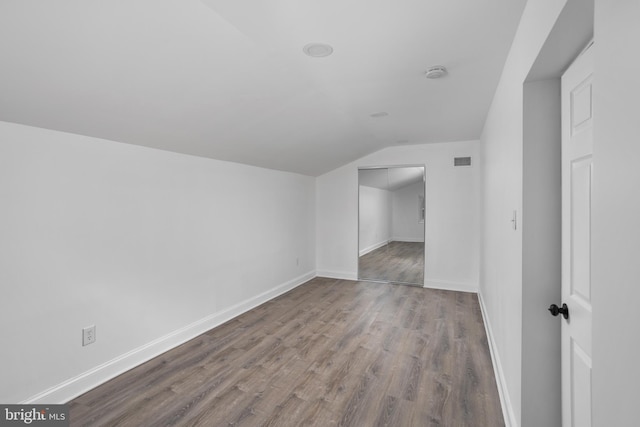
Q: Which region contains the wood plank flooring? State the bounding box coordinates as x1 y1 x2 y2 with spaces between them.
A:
359 241 424 285
68 278 503 427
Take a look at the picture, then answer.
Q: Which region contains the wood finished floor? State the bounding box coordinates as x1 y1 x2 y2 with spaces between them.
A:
69 278 503 427
359 241 425 285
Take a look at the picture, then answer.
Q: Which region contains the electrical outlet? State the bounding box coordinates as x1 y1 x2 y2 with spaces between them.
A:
83 325 96 346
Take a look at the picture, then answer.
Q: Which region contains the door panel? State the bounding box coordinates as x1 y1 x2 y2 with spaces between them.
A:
571 339 592 427
562 43 593 427
570 78 593 134
570 158 592 302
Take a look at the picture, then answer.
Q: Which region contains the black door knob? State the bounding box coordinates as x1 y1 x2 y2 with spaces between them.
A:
548 303 569 319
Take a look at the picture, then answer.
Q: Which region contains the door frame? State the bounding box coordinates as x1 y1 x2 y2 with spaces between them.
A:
520 0 594 423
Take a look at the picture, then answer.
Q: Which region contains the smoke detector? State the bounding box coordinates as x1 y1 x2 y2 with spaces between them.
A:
425 66 448 79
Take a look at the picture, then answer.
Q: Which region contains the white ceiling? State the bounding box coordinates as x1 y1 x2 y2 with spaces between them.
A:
0 0 525 176
359 167 424 191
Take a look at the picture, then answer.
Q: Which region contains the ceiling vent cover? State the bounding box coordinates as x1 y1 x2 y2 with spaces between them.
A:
425 66 448 79
454 157 472 167
303 43 334 58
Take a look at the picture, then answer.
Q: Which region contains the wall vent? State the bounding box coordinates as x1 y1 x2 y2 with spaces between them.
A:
454 156 472 167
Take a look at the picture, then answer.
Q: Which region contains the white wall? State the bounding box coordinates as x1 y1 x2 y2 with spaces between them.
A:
317 141 480 291
479 0 567 424
316 163 357 280
0 121 316 404
391 181 425 243
592 1 640 425
358 185 390 255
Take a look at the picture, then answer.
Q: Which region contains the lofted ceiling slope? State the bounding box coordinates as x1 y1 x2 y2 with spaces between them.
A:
0 0 525 176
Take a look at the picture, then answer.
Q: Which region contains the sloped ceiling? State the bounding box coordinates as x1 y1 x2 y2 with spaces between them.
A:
0 0 525 176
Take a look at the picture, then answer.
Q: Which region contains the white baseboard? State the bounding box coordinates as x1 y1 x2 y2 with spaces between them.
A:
358 240 388 257
390 237 424 243
315 270 358 281
23 270 316 405
423 279 478 293
478 291 517 427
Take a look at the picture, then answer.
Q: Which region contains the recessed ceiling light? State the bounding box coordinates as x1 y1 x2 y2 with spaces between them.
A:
370 112 389 118
303 43 334 58
425 65 448 79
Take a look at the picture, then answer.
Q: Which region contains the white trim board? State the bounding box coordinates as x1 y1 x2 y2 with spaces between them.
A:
315 270 358 281
358 240 389 257
390 237 425 243
23 270 316 405
423 279 478 293
359 239 424 257
478 291 517 427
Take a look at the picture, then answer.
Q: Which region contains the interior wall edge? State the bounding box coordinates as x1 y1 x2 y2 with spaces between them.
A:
22 270 317 405
478 290 518 427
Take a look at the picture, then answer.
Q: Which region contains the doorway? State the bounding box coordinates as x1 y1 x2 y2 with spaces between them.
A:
357 166 425 286
521 0 593 424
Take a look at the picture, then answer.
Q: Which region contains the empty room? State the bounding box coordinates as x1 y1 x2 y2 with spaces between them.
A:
1 0 639 426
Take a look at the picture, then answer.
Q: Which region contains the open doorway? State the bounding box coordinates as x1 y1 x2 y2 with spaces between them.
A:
357 166 425 286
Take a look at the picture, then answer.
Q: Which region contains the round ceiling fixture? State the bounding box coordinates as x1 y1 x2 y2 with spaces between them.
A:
370 111 389 118
303 43 334 58
425 65 448 79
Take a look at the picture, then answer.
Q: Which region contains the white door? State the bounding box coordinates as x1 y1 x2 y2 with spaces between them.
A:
560 43 594 426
